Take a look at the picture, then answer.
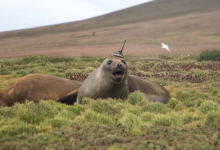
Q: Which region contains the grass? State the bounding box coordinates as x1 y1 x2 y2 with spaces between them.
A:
198 49 220 61
1 54 220 149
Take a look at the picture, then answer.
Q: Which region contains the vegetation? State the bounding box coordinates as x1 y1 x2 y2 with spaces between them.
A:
1 54 220 149
198 49 220 61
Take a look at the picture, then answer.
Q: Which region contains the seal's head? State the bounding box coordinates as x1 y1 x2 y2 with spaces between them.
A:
100 40 128 84
102 56 128 84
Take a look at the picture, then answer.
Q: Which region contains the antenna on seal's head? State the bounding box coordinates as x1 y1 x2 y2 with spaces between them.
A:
119 40 126 55
113 40 126 58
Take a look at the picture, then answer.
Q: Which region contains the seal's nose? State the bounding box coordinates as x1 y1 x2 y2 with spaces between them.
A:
117 63 122 68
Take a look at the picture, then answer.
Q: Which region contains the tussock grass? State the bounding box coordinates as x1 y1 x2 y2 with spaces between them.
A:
0 91 219 135
1 55 220 149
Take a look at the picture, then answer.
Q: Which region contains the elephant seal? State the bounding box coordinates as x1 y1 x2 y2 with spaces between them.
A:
58 40 170 105
0 73 82 107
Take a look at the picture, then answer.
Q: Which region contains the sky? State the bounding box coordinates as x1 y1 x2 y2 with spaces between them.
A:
0 0 153 32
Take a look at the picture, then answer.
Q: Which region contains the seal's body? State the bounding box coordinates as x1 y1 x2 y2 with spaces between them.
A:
127 75 170 103
58 55 171 105
77 56 129 103
0 74 82 106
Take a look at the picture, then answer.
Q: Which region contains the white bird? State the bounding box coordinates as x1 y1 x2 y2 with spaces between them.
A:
161 43 171 54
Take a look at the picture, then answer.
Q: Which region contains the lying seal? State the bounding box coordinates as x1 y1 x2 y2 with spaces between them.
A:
58 40 170 105
0 73 82 107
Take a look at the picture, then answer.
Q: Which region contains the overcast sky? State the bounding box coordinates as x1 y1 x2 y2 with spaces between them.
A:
0 0 153 32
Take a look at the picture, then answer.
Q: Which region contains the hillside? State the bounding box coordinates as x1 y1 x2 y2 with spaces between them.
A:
0 0 220 58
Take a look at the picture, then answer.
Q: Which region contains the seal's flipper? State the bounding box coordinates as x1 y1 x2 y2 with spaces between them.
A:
57 89 79 105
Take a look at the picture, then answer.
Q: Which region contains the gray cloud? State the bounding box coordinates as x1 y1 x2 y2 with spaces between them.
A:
0 0 152 32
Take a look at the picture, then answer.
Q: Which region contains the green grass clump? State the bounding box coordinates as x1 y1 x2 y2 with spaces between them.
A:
199 101 219 114
16 101 58 124
89 100 118 115
141 112 154 122
197 99 204 107
1 120 36 135
205 111 220 127
0 107 14 117
118 112 142 126
168 98 179 108
0 68 11 75
198 49 220 61
83 110 113 125
81 97 92 105
16 70 28 77
153 115 172 126
108 145 124 150
128 91 145 105
174 103 185 111
141 102 170 114
183 100 197 108
46 118 70 128
176 90 208 101
66 103 85 115
212 89 219 96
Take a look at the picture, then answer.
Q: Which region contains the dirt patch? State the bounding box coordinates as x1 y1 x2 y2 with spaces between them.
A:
1 43 220 58
130 58 168 62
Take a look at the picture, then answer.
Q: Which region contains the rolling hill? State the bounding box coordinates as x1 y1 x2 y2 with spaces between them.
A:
0 0 220 58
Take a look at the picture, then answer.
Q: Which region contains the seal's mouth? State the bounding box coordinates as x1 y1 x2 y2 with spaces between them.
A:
112 71 124 77
111 70 125 83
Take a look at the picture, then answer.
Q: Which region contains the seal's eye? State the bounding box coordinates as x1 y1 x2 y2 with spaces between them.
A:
107 60 113 65
121 60 126 64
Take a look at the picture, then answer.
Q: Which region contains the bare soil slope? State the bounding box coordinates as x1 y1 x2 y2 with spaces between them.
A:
0 0 220 58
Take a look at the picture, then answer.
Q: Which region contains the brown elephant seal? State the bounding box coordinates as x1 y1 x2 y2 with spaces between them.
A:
58 40 170 105
0 73 82 107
